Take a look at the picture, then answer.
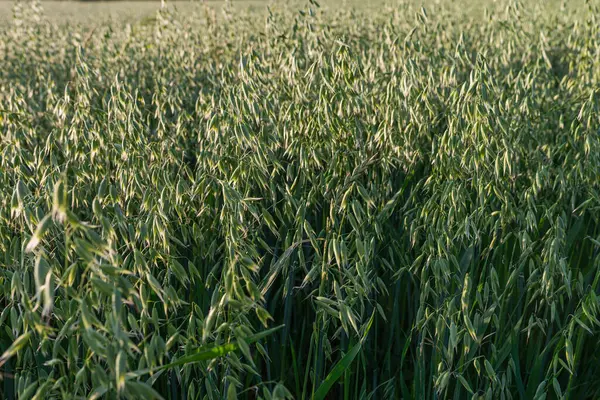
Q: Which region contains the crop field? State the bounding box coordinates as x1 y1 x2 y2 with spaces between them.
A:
1 0 600 399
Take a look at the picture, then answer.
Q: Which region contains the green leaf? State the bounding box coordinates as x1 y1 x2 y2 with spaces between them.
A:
313 312 375 400
131 325 283 376
0 331 32 367
313 340 362 400
125 381 165 400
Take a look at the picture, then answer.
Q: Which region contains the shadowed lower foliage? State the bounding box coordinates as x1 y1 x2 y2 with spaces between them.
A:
1 0 600 399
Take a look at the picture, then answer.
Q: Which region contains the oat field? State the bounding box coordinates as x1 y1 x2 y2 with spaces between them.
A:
1 0 600 399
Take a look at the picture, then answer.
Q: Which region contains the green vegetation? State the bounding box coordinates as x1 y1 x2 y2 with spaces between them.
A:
2 0 600 398
0 1 275 24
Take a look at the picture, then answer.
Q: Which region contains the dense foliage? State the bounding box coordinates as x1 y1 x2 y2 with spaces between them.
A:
1 1 600 399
